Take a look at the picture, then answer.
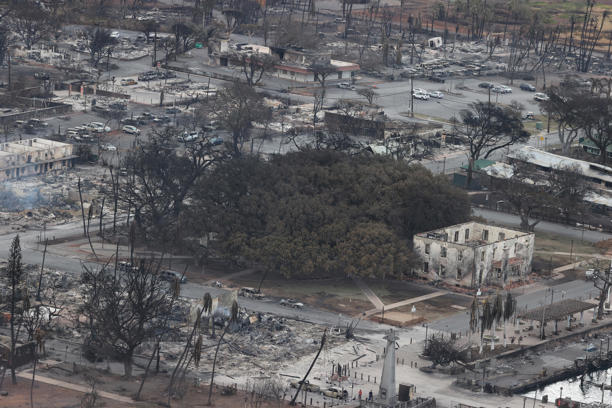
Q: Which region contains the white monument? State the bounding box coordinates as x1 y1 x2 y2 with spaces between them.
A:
378 329 399 406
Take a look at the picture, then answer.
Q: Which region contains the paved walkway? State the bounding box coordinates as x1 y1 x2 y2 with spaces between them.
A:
16 370 135 404
364 292 446 317
352 278 384 310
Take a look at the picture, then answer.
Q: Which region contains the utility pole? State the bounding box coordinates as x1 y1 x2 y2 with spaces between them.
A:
410 76 414 117
290 329 326 405
7 52 11 91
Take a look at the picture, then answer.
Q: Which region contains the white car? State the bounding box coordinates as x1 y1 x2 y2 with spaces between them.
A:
179 131 199 142
429 91 444 99
101 143 117 151
413 91 430 100
110 31 120 39
88 122 111 133
534 93 549 102
122 125 140 135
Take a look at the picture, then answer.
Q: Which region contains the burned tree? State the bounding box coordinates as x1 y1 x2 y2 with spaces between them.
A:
118 129 225 248
422 335 464 368
236 52 278 87
81 260 172 377
82 27 116 69
9 0 50 50
213 81 272 157
453 102 529 188
592 260 612 320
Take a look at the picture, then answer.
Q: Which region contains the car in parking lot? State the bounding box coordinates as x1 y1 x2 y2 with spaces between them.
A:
322 387 348 399
179 131 199 142
520 83 536 92
120 78 137 86
100 143 117 151
337 82 355 90
534 92 549 102
153 115 171 124
289 380 320 392
166 107 181 114
478 82 494 89
88 122 111 133
210 136 224 146
122 125 140 134
428 75 445 83
429 91 444 99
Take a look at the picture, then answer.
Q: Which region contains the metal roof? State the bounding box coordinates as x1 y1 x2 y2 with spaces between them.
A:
518 299 594 322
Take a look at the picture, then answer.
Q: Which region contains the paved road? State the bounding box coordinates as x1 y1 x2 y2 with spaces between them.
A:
429 279 598 333
473 207 612 243
0 220 387 333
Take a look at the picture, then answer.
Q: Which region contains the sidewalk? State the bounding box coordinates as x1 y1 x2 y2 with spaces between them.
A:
16 370 135 404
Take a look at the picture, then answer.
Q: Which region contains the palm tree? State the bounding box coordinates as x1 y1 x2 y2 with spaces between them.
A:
479 298 493 354
208 300 239 406
503 292 516 348
491 293 503 351
203 292 212 335
468 295 479 345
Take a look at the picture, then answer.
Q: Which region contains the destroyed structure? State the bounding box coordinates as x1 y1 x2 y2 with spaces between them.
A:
0 138 75 181
213 41 360 83
413 222 534 288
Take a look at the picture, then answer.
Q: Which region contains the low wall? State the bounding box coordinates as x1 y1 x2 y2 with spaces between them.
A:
0 102 72 125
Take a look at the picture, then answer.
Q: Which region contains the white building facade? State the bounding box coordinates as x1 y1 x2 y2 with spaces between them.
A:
413 222 534 288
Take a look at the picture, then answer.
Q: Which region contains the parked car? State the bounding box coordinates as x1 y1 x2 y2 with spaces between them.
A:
428 75 445 83
239 287 264 299
413 91 429 100
280 299 304 308
160 269 186 283
110 31 120 39
179 131 199 142
534 92 549 102
153 115 171 124
161 71 177 79
120 78 137 86
523 111 535 120
520 83 536 92
100 143 117 151
323 387 348 399
122 125 140 134
478 82 494 89
337 82 355 90
429 91 444 99
210 136 224 146
27 118 48 128
88 122 111 133
586 269 596 280
290 380 320 392
34 72 50 80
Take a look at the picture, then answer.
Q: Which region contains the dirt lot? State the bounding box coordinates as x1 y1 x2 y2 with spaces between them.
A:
1 377 124 408
532 231 605 274
226 270 372 316
5 363 300 408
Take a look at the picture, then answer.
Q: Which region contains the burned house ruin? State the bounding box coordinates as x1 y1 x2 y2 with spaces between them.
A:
413 222 534 288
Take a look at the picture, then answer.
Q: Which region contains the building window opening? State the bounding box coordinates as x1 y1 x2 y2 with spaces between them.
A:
441 247 447 258
482 230 489 241
465 229 470 240
425 243 430 254
454 231 459 242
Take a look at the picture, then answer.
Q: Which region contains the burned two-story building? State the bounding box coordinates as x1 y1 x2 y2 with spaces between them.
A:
413 222 534 288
